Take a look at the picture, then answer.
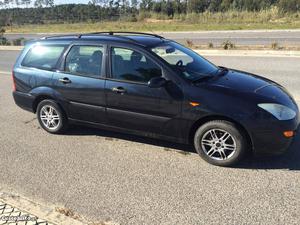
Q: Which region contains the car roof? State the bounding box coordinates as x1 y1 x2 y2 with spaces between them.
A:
38 32 169 48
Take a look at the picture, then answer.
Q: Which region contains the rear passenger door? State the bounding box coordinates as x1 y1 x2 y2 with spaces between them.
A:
52 44 107 124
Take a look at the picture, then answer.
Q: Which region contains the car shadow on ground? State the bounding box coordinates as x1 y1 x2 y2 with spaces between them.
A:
66 125 300 171
236 132 300 171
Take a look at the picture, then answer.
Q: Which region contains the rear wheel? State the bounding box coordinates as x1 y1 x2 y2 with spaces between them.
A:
194 120 247 167
37 100 68 134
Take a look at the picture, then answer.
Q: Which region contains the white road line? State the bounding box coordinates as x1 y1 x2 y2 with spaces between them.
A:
196 50 300 58
159 29 300 34
202 54 300 58
0 46 23 51
0 71 11 75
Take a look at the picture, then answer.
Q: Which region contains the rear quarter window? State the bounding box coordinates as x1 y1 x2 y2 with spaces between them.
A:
21 45 66 70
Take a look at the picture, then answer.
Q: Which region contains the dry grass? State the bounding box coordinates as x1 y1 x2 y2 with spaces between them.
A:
208 42 214 49
55 207 80 220
186 39 194 48
55 206 120 225
5 7 300 33
89 222 120 225
271 42 280 50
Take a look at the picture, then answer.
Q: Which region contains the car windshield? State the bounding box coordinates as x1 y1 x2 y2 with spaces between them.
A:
151 42 219 81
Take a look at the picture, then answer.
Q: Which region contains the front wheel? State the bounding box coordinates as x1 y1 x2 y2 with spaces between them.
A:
194 120 247 167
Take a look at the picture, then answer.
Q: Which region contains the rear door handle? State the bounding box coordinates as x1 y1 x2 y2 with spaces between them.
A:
59 77 72 84
112 87 126 94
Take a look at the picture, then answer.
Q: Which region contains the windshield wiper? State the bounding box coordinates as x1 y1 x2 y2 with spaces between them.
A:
217 66 229 76
191 75 214 83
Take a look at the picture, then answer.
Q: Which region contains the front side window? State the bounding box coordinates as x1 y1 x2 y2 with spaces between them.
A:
111 47 162 83
65 45 104 77
22 45 66 70
151 42 219 81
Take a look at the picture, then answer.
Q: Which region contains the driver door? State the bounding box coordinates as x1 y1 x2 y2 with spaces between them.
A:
105 46 182 134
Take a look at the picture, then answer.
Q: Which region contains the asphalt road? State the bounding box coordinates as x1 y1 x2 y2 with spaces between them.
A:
4 29 300 46
0 50 299 225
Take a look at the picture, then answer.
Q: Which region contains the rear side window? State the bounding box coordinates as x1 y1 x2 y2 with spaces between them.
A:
65 45 104 78
22 45 66 70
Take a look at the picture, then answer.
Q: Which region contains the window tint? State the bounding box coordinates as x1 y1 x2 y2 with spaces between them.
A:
151 42 218 81
152 46 193 66
22 45 66 70
65 45 104 77
111 47 162 83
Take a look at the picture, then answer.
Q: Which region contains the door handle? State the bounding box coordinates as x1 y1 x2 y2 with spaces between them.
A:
59 77 72 84
112 87 126 94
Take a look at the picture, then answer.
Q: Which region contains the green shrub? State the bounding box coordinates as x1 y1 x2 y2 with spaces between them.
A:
138 11 152 21
0 28 5 36
222 40 235 50
12 38 25 46
0 37 11 46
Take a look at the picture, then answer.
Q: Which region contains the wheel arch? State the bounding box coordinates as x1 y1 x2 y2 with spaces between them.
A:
32 95 68 118
29 87 68 115
32 95 54 113
188 115 253 151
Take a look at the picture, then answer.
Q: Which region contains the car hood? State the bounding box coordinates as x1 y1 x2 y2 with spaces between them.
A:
202 69 296 107
207 69 279 93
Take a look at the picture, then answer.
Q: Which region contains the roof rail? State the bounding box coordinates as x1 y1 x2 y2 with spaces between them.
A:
41 34 80 40
79 31 164 39
41 31 164 42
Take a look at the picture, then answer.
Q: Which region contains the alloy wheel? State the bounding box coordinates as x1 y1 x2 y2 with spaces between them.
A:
40 105 61 130
201 129 237 161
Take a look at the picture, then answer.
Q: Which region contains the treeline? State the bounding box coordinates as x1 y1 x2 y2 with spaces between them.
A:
0 0 299 26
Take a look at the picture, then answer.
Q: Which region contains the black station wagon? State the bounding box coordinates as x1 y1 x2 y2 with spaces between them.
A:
12 32 299 166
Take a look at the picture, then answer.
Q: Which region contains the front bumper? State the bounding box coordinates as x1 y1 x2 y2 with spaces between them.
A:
248 115 299 155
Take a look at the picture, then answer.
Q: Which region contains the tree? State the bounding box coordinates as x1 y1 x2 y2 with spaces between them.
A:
21 0 31 8
140 0 153 11
278 0 300 12
0 0 298 29
173 0 182 14
131 0 138 8
220 0 233 11
187 0 208 13
208 0 222 12
34 0 54 8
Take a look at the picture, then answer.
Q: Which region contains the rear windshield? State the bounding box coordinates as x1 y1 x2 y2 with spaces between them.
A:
22 45 66 70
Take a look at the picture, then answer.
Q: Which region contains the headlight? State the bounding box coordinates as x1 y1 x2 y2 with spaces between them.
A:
258 103 296 120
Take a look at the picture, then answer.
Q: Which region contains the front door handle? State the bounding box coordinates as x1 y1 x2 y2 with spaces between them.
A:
59 77 72 84
112 87 126 94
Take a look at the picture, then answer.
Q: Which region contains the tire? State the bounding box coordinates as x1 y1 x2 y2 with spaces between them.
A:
194 120 247 167
36 99 68 134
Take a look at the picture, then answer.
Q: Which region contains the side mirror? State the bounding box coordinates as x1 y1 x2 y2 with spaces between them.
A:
148 77 167 88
